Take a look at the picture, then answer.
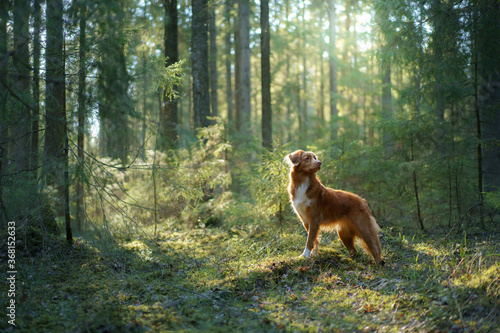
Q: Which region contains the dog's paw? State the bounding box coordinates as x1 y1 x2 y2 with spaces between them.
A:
299 248 311 258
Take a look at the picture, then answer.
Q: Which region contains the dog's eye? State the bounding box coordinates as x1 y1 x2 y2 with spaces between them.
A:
305 157 310 160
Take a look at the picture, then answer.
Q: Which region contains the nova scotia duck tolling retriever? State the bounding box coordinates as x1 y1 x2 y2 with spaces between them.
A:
286 150 384 266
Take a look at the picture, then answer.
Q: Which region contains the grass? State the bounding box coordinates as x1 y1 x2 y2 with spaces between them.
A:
2 222 499 332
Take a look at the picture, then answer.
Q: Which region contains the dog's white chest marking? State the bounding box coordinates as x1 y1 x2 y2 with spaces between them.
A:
293 179 311 217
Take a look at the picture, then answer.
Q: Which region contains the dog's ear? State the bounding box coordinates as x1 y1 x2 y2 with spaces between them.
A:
286 150 303 167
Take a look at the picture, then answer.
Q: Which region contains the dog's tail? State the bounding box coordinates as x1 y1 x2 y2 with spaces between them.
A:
358 215 384 266
370 216 381 234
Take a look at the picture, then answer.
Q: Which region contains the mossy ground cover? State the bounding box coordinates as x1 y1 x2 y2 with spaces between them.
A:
2 223 499 332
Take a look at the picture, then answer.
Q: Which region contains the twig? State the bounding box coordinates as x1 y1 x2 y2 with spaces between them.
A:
1 165 41 178
69 137 148 171
0 128 45 146
449 257 465 278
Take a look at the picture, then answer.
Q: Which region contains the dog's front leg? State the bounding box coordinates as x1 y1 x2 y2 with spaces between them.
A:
301 223 319 258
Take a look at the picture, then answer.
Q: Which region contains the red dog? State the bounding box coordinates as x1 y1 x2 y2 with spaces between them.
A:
286 150 384 266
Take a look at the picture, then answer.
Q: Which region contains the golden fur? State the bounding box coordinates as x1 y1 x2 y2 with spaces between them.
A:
286 150 384 266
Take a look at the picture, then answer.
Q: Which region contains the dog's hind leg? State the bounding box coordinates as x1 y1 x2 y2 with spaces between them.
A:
337 226 357 258
357 224 383 265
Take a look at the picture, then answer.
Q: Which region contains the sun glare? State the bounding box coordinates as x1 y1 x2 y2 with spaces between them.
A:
356 11 374 52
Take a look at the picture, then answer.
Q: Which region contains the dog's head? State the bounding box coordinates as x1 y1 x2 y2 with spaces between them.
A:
285 150 322 173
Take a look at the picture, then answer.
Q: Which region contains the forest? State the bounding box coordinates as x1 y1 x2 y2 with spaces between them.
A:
1 0 499 331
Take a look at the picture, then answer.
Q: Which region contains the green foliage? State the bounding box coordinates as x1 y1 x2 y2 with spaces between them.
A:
80 120 232 237
1 170 61 254
148 56 186 98
484 190 500 210
166 122 232 227
244 146 291 226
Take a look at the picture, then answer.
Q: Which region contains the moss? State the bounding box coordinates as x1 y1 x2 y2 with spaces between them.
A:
12 204 62 255
28 204 60 236
7 225 500 332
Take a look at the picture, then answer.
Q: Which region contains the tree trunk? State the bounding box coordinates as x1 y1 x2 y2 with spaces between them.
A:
285 0 291 143
224 0 233 132
97 2 133 166
32 0 42 176
343 0 351 118
381 59 392 154
142 53 147 161
234 9 241 133
192 0 210 128
318 44 325 123
327 0 338 140
261 0 272 151
45 0 68 225
210 5 218 119
44 0 65 184
411 140 425 231
300 4 307 144
476 1 500 196
0 0 9 222
431 0 446 156
162 0 179 148
13 0 31 172
238 0 251 134
76 3 87 232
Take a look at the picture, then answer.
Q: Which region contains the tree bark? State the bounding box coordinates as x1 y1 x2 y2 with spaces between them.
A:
431 0 446 156
45 0 69 234
162 0 179 148
97 2 133 166
381 59 392 154
76 3 87 232
224 0 233 133
192 0 211 128
411 140 425 231
476 1 500 195
234 8 241 133
13 0 31 172
44 0 65 186
32 0 42 175
0 0 8 223
210 5 218 119
300 3 307 144
318 43 325 123
261 0 272 151
327 0 338 140
238 0 251 134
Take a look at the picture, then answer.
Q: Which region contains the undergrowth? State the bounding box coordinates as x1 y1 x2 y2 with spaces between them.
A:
2 222 499 332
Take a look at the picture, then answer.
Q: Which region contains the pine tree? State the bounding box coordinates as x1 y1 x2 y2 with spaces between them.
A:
261 0 272 151
45 0 72 241
237 0 251 134
210 4 218 119
32 0 42 175
224 0 234 133
192 0 210 128
44 0 66 186
475 0 500 195
13 0 31 172
76 1 88 231
97 1 134 166
162 0 179 148
327 0 338 140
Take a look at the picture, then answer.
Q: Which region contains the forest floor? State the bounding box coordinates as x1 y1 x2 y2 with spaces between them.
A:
2 221 500 332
